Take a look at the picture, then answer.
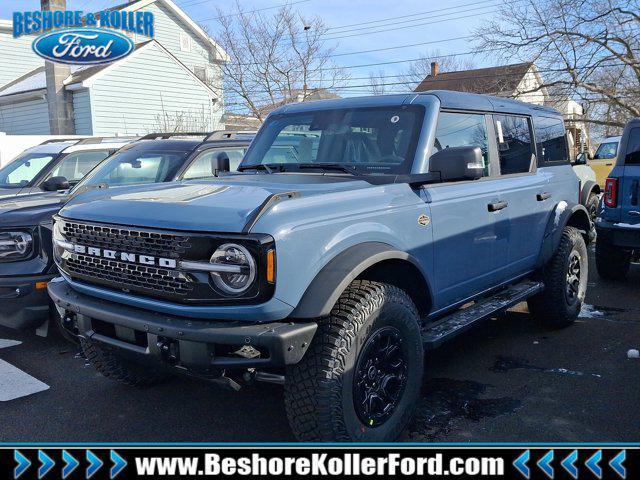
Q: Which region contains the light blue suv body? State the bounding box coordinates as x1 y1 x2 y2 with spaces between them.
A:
48 91 591 441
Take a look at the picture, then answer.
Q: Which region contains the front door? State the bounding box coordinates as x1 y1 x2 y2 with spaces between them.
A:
425 111 509 312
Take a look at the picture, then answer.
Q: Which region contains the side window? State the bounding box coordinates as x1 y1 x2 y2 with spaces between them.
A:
431 112 490 177
47 150 109 183
182 148 247 180
533 116 568 164
494 115 534 175
625 127 640 165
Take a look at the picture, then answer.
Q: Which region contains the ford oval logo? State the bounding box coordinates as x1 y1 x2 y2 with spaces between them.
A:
32 28 135 66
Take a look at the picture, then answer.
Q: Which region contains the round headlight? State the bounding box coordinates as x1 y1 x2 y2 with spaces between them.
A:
210 243 256 295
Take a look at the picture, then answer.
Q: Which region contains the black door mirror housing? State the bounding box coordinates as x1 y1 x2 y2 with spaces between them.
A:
574 152 588 165
41 176 70 191
429 146 484 182
211 152 230 176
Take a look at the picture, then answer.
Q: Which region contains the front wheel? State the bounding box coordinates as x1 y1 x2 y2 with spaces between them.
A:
528 226 588 328
284 280 424 441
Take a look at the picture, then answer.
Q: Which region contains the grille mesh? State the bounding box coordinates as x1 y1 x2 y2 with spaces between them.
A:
66 254 193 296
61 220 190 259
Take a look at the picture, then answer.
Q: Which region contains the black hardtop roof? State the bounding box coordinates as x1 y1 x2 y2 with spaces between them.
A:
117 137 253 153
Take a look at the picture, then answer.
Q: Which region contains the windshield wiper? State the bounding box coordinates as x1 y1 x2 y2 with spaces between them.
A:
296 163 359 176
238 164 276 174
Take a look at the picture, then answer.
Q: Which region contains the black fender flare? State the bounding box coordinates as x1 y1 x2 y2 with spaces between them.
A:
536 202 591 268
290 242 429 319
580 180 600 206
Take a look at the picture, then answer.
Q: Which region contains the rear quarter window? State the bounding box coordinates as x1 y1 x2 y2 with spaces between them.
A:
533 116 569 165
625 127 640 165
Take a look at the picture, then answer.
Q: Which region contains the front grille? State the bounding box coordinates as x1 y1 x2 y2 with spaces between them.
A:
61 221 191 260
66 254 193 297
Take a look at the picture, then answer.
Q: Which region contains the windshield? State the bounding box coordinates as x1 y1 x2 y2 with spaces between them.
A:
241 106 424 174
46 150 111 185
594 141 619 159
0 152 55 188
71 147 190 192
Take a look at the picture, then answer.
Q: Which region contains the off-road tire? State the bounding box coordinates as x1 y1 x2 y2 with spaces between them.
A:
528 226 588 328
595 237 631 281
284 280 424 441
80 337 169 387
585 192 599 223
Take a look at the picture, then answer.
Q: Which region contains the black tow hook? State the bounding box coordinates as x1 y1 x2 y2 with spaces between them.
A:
61 313 79 335
156 337 179 366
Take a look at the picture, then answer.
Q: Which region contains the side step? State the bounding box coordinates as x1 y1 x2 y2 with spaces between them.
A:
421 281 544 350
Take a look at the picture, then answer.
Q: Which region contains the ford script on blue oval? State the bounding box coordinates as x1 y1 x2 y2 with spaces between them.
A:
32 28 134 66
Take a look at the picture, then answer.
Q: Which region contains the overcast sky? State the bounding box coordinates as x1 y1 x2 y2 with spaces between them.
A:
2 0 500 94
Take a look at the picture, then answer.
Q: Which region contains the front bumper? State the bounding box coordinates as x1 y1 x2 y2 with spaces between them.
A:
596 220 640 249
0 274 56 330
48 278 317 375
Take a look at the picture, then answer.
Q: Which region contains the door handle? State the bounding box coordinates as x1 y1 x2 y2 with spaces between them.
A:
537 192 551 201
488 201 508 212
629 211 640 217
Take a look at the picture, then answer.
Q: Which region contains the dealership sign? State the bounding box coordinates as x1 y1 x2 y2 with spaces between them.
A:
12 9 155 65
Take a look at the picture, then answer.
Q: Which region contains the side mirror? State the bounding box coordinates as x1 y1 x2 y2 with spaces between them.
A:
574 153 587 165
429 146 484 182
211 152 230 176
42 176 70 191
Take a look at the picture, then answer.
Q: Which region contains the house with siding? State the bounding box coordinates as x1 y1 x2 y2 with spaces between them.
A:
0 0 226 135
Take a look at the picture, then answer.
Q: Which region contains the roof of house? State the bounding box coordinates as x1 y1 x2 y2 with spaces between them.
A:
257 88 341 116
414 62 534 95
104 0 228 61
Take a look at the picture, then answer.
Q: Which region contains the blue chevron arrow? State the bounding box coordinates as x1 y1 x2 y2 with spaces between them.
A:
110 450 127 479
38 451 55 479
62 450 79 479
86 450 103 479
561 450 578 479
609 450 626 479
537 450 554 479
586 450 602 479
513 450 530 479
14 450 31 479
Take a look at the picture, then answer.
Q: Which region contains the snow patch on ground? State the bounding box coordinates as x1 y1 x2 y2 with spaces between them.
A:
579 303 604 318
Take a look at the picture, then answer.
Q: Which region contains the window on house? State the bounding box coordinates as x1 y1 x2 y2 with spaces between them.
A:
47 150 110 184
431 111 490 177
180 33 191 52
182 148 247 179
533 116 568 164
194 66 208 84
494 115 534 175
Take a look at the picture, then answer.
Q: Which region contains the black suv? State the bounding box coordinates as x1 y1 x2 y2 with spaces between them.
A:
0 131 252 336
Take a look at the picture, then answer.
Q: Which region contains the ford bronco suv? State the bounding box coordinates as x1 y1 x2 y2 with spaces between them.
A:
595 118 640 280
0 132 251 337
48 92 591 441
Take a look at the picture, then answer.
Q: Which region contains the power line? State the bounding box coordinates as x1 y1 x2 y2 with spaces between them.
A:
329 35 472 58
191 0 312 22
327 0 501 31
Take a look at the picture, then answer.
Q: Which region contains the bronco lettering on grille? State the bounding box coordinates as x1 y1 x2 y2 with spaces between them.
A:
72 244 177 269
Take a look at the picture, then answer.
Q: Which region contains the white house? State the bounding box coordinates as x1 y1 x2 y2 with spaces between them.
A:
0 0 227 135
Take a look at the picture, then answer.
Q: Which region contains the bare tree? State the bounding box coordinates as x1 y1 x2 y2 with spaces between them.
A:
368 69 388 95
474 0 640 132
401 50 477 89
212 1 346 121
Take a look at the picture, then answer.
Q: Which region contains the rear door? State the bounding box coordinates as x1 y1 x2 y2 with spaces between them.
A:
491 114 550 278
620 126 640 226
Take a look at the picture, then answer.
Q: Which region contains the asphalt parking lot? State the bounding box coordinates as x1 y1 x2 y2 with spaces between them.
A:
1 246 639 443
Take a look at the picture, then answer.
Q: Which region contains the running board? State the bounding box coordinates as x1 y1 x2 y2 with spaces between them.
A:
421 281 544 350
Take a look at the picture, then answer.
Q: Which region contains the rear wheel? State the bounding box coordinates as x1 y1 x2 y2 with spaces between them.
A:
596 237 631 280
284 280 424 441
528 226 588 328
585 192 599 223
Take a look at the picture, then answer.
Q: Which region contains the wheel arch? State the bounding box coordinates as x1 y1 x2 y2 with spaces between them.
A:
536 201 591 268
580 180 600 206
290 242 432 319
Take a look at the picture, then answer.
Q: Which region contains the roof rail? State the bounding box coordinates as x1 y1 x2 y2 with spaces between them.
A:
138 132 212 141
204 130 257 141
39 137 89 145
